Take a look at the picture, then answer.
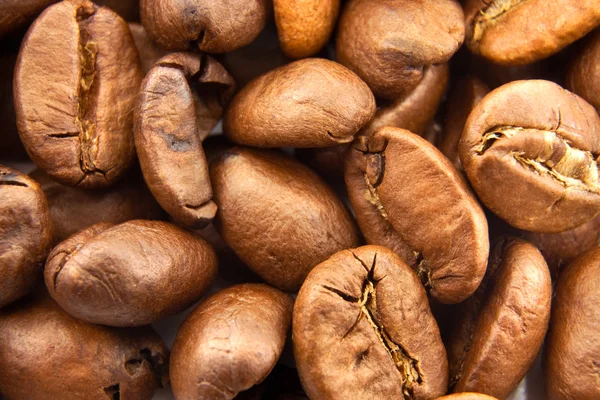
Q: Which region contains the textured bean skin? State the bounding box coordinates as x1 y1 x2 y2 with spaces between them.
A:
171 284 293 400
436 394 498 400
567 28 600 112
460 80 600 233
210 147 360 291
44 220 218 327
345 127 489 304
446 239 551 399
224 58 376 148
0 0 58 38
14 0 142 188
0 292 169 400
545 247 600 400
0 165 53 308
294 245 448 400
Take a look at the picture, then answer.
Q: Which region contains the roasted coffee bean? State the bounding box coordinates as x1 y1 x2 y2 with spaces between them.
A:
345 127 489 304
0 0 58 38
135 53 235 228
210 147 360 291
436 394 498 400
440 75 490 169
29 168 163 243
294 245 448 399
336 0 464 100
44 220 218 327
566 28 600 112
460 79 600 233
545 247 600 400
14 0 142 188
446 238 551 399
274 0 339 59
0 292 168 400
0 166 53 308
224 58 375 148
128 22 169 74
140 0 269 53
171 284 293 400
463 0 600 66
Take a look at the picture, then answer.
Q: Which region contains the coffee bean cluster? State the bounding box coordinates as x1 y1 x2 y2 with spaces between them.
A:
1 1 600 399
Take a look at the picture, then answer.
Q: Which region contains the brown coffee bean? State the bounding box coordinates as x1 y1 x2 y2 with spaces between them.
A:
521 215 600 278
294 245 448 399
128 22 169 74
567 28 600 112
14 0 142 188
440 75 490 169
460 80 600 233
135 53 235 228
171 284 293 400
336 0 464 100
446 238 551 399
436 394 498 400
224 58 375 148
464 0 600 66
0 166 53 308
0 292 168 400
44 220 217 327
29 168 163 243
545 247 600 400
345 127 489 304
273 0 340 59
210 147 360 291
140 0 269 53
0 0 58 38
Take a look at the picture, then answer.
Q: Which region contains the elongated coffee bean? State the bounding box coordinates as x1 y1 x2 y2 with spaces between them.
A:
0 165 53 308
45 220 217 327
224 58 375 148
294 245 448 399
14 0 142 188
460 80 600 233
135 52 235 228
345 127 489 304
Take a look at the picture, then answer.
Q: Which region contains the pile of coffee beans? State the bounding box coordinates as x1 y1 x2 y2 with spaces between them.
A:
1 1 600 399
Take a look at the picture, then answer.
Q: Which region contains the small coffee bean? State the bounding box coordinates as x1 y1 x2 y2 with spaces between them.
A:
44 220 217 327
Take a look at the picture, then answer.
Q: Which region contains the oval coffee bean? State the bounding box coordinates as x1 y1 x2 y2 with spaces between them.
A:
460 80 600 233
140 0 269 53
0 292 168 400
545 247 600 400
210 147 360 291
44 220 217 326
464 0 600 66
135 53 235 228
336 0 464 100
446 238 551 399
294 245 448 399
274 0 340 59
171 284 292 400
567 28 600 112
0 166 53 308
345 127 489 304
224 58 376 148
30 168 163 243
436 394 498 400
14 0 141 188
0 0 57 38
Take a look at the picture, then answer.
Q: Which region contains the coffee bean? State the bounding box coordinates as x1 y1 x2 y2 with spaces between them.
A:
14 0 142 188
0 292 169 400
545 246 600 400
224 58 375 148
566 28 600 112
44 220 217 326
171 284 293 400
336 0 464 100
135 52 235 228
0 165 53 308
210 147 360 291
445 238 551 398
294 245 448 399
0 0 57 38
460 79 600 233
345 127 489 304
